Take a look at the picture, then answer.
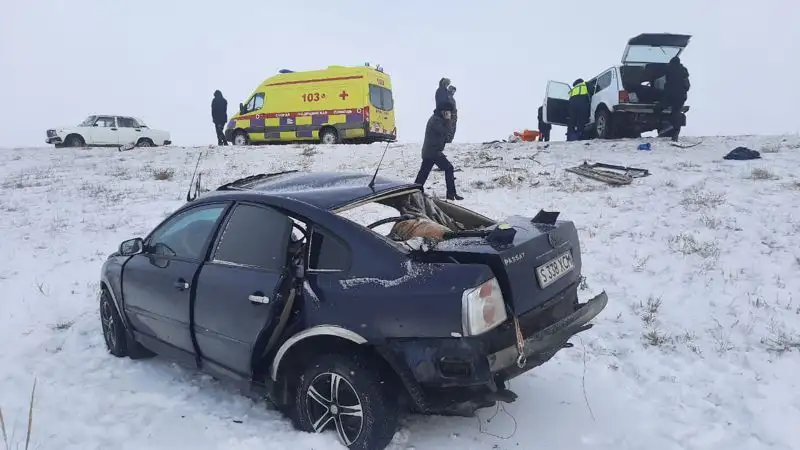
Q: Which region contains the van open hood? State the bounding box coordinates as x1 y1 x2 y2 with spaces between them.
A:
622 33 691 65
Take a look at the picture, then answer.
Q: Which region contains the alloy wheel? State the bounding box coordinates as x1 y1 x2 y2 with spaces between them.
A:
305 372 364 446
100 299 118 351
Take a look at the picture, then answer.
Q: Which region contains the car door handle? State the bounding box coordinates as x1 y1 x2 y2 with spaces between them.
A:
174 279 189 291
249 294 270 304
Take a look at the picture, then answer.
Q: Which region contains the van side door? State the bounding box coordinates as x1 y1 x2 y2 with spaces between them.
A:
193 202 293 377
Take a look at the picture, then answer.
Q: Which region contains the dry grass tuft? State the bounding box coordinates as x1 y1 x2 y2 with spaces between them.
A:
748 167 779 180
667 233 721 259
152 168 175 180
679 185 726 211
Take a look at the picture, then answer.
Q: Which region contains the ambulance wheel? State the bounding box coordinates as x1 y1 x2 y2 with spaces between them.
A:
232 130 249 146
319 127 339 145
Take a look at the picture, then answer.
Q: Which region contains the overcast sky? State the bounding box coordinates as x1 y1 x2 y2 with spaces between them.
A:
1 0 798 147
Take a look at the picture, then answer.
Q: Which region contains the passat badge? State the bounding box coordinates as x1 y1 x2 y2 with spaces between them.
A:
503 252 524 266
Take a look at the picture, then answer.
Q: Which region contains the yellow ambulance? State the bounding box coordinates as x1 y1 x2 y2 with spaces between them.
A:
225 64 396 146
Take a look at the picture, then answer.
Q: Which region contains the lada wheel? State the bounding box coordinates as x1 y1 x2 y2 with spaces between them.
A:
292 353 399 449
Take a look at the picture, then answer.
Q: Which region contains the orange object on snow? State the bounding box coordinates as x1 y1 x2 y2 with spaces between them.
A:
513 129 540 142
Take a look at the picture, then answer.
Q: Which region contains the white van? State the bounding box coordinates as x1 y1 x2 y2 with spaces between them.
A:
543 33 691 139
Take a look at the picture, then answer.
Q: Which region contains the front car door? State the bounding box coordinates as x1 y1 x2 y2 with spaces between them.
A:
193 202 293 377
242 93 267 142
122 202 229 363
542 81 571 126
89 116 119 145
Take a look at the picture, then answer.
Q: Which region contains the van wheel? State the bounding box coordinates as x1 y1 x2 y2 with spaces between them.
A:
232 130 249 146
291 352 399 449
320 128 339 145
595 108 614 139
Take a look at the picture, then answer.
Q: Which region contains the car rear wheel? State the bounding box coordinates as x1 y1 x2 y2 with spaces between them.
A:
136 138 154 147
232 130 249 146
595 108 614 139
291 352 399 449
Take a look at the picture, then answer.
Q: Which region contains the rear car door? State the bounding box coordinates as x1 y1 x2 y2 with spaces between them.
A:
89 116 119 145
115 116 140 146
122 202 229 360
543 81 571 126
193 202 293 377
368 82 395 137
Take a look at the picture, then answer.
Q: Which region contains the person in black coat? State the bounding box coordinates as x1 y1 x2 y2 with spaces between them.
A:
445 85 458 143
211 90 228 145
658 56 690 141
414 109 463 200
435 77 455 113
537 105 551 142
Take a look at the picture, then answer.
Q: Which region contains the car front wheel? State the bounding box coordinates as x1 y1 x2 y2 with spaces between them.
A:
100 289 129 357
291 352 399 449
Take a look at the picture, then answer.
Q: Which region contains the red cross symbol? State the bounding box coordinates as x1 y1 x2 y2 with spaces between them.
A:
339 90 349 100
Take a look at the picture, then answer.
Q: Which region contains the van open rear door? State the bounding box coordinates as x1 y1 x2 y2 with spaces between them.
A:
543 81 571 126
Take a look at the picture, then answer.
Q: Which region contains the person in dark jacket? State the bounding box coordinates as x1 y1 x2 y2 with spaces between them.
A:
414 109 463 201
658 56 690 141
211 90 228 145
435 77 455 114
445 85 458 143
567 79 590 141
537 105 551 142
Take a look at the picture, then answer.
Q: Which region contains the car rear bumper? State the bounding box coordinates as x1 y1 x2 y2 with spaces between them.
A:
613 103 690 114
380 286 608 413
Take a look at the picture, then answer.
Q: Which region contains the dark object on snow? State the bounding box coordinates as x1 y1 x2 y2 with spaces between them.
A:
637 143 651 151
212 90 229 146
565 161 650 185
531 210 560 225
724 147 761 160
98 169 607 448
485 223 517 249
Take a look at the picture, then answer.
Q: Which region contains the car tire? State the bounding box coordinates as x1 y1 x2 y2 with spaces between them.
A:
232 130 249 146
136 138 154 147
319 127 339 145
65 134 85 148
291 352 399 449
595 108 614 139
99 288 155 359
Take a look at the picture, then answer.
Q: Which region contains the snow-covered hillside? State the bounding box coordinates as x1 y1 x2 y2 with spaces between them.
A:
1 135 799 450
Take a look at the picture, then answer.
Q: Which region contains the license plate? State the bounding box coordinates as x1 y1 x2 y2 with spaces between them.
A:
535 251 574 288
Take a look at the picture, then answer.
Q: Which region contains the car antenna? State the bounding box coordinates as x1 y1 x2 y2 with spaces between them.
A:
185 149 205 202
368 128 397 190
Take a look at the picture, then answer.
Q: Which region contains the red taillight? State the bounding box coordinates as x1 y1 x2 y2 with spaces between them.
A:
618 90 630 103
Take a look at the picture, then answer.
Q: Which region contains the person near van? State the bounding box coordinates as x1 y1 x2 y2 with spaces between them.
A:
537 105 551 142
657 56 690 141
414 109 463 201
567 79 590 141
446 85 458 143
211 90 228 146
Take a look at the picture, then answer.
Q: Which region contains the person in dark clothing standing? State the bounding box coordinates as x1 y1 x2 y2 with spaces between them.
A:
211 90 228 146
658 56 690 141
435 77 455 113
567 79 590 141
445 85 458 143
414 109 463 201
537 105 551 142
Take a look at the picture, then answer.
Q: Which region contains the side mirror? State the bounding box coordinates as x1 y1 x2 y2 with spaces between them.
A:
119 238 144 256
239 103 246 115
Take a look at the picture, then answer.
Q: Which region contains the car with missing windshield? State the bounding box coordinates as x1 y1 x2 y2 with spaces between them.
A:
543 33 692 139
98 169 608 449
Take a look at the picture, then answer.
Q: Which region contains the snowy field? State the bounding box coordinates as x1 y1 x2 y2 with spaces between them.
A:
1 135 800 450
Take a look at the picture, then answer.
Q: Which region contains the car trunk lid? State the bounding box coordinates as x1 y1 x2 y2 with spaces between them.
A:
622 33 691 65
423 215 582 316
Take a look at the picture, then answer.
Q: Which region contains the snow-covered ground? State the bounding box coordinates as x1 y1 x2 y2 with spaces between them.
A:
1 135 799 450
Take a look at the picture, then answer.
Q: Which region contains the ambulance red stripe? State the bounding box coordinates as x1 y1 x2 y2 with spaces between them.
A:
265 75 364 86
236 106 370 122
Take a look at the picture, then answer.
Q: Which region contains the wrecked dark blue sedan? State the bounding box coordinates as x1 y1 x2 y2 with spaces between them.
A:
98 169 608 449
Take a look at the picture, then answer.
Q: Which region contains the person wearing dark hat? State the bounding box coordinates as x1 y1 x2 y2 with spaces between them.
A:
657 56 690 141
434 77 455 114
445 85 458 143
211 90 229 146
567 78 590 141
414 109 463 201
